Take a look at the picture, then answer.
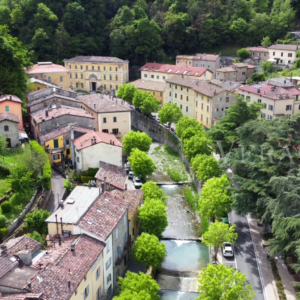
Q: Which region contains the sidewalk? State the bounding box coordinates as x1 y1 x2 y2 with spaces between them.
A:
248 216 297 300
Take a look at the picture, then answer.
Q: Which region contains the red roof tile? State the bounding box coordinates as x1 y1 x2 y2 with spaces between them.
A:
26 63 69 74
78 191 129 240
0 112 20 123
0 95 22 104
0 256 18 279
5 236 41 257
73 131 123 151
64 56 127 63
95 162 127 190
140 63 212 77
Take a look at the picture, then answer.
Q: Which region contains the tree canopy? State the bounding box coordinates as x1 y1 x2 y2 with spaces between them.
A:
24 209 51 234
122 131 152 155
158 103 182 125
132 233 166 270
141 181 168 205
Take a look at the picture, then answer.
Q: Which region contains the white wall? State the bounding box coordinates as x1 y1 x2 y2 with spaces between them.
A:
103 234 114 292
268 49 296 65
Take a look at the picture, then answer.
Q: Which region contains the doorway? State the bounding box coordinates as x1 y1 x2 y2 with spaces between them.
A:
91 82 96 92
6 138 11 148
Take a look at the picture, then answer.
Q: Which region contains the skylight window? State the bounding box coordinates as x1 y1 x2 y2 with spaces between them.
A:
87 221 93 225
104 198 110 202
97 209 102 213
175 70 180 73
167 69 172 72
183 71 187 74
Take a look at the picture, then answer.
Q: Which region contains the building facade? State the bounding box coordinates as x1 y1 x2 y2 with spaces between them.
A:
215 63 255 82
268 44 298 65
176 54 221 72
78 94 132 140
26 62 70 89
0 113 20 148
0 95 23 130
246 46 270 62
64 56 129 92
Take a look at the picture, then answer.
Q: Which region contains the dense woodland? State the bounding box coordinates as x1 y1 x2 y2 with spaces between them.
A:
0 0 299 65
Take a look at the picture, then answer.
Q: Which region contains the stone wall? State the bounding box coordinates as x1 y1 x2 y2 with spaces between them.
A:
131 110 201 194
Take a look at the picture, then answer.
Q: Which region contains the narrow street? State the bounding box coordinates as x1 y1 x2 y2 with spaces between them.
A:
46 168 65 213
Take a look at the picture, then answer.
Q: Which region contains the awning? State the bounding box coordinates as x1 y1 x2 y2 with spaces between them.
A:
267 58 277 62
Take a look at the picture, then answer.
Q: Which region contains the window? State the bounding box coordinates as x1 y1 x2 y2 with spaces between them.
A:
69 65 71 69
187 88 189 92
115 75 118 81
84 285 90 300
273 52 275 56
189 61 191 64
242 72 245 75
110 85 112 90
106 257 111 270
110 75 112 80
81 74 83 79
86 66 88 70
257 99 262 103
60 76 63 82
75 73 78 79
180 95 183 100
180 104 182 109
175 85 177 89
97 287 102 299
77 157 80 163
113 117 117 122
169 92 171 96
201 103 203 109
102 129 108 133
115 67 118 71
226 97 229 102
98 66 100 70
81 65 83 70
48 76 51 83
261 113 266 118
246 96 250 101
104 67 106 71
157 75 159 79
186 106 188 112
163 76 166 80
103 117 107 123
81 83 84 88
160 92 163 97
196 101 198 107
186 96 188 101
144 74 147 78
109 67 112 71
107 274 111 284
216 108 219 112
4 125 9 131
5 106 9 112
201 114 203 121
132 227 135 236
175 93 177 98
54 139 59 149
116 85 118 90
206 117 209 124
207 106 209 112
104 84 106 90
53 154 60 161
286 105 292 111
104 75 106 80
65 139 70 146
153 91 155 96
70 73 72 79
75 65 77 69
281 52 283 57
288 53 293 57
92 66 94 70
151 75 154 78
96 267 101 280
208 65 210 69
268 104 273 111
115 228 119 239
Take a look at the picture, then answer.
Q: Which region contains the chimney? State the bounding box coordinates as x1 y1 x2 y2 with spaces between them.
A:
9 96 12 100
94 104 96 109
112 141 115 145
125 183 127 190
27 282 32 290
45 110 49 117
68 280 71 289
101 182 105 193
59 200 64 208
70 243 75 251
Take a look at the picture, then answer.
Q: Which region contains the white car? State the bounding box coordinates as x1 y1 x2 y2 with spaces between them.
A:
128 171 134 180
133 176 142 189
223 242 234 257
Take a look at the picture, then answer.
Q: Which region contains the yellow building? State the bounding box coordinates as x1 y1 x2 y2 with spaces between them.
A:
130 79 166 105
166 76 241 128
27 78 60 92
26 62 70 89
176 55 194 66
64 56 129 92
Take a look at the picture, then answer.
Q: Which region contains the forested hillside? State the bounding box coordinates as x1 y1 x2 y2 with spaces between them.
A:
0 0 298 64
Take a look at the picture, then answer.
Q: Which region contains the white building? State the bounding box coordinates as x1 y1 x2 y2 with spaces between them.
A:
268 44 299 66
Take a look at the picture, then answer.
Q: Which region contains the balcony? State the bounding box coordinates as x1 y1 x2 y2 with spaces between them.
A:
45 147 65 154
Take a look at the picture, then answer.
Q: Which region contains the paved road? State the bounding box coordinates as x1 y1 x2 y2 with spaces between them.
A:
228 210 264 300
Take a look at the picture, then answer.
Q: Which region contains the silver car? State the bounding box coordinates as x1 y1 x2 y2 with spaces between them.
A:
133 176 142 189
223 242 234 257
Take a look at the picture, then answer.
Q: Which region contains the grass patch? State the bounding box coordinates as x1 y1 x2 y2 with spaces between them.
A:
0 179 11 198
270 259 287 300
0 148 24 168
167 169 188 182
184 187 198 211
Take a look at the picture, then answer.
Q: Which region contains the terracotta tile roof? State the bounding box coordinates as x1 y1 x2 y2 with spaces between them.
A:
0 292 44 300
0 112 20 123
27 87 76 102
26 62 69 74
0 95 22 104
95 162 127 190
216 66 236 72
39 126 93 144
238 83 300 100
194 53 220 61
78 191 129 240
246 46 269 52
166 75 224 97
176 55 195 60
64 56 127 63
268 44 299 51
210 79 242 91
78 94 132 113
27 94 79 107
130 79 166 92
140 63 212 77
5 236 41 257
73 131 123 151
0 256 18 279
111 190 143 219
31 106 94 124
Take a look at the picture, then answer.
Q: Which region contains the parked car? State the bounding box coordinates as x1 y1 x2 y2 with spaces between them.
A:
128 171 134 180
133 176 142 189
222 242 234 257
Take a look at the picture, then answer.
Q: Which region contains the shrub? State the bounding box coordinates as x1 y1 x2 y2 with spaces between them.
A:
27 231 44 246
0 215 7 228
42 160 51 190
0 227 8 238
1 201 12 213
184 188 198 211
167 169 187 182
81 168 98 177
81 176 95 184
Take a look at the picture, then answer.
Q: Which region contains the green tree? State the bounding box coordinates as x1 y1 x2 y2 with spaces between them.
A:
260 61 274 73
117 84 137 103
183 135 212 161
0 135 7 155
116 271 160 300
181 126 204 144
24 209 51 234
158 103 182 126
128 148 156 179
176 116 203 139
138 199 168 238
132 89 146 108
123 131 152 155
0 215 7 228
132 233 166 270
261 36 272 47
27 231 44 246
230 18 249 45
202 221 238 261
141 181 168 204
9 164 34 193
199 175 231 220
191 154 221 182
141 92 160 114
237 48 250 60
197 264 255 299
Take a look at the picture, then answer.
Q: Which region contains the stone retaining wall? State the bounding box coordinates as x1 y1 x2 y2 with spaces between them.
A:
131 110 201 194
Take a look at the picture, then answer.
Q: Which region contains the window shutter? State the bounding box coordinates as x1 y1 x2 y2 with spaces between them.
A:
84 289 87 300
96 270 98 280
99 267 101 276
88 285 90 296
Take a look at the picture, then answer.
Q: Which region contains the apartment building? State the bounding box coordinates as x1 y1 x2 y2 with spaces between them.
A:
268 44 298 65
246 46 269 62
215 63 255 82
176 54 221 72
165 75 240 128
140 63 213 82
236 78 300 119
78 94 132 140
64 56 129 92
130 79 166 104
26 62 70 89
